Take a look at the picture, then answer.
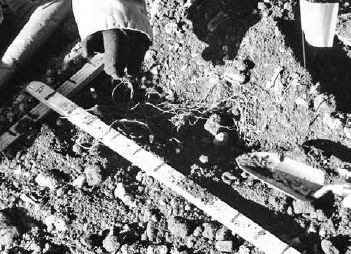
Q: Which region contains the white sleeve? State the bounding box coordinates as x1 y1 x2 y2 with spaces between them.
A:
72 0 152 41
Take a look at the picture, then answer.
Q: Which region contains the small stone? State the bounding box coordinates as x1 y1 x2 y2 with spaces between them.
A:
193 225 203 237
72 143 83 154
292 199 315 215
283 2 292 11
146 221 157 242
73 174 86 189
215 226 230 241
202 222 217 240
221 172 237 185
237 245 250 254
213 132 230 147
103 234 121 253
35 172 59 190
204 114 222 136
44 215 67 232
114 183 136 208
199 155 209 164
321 239 339 254
164 22 178 34
167 217 190 238
84 165 102 186
215 240 235 252
224 71 246 84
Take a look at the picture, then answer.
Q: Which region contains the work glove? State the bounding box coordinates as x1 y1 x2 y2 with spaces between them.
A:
72 0 152 79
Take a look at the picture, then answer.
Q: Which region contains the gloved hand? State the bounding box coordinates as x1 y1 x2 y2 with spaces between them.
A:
82 29 151 79
72 0 152 79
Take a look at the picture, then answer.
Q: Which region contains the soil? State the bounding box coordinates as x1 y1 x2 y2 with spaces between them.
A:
1 0 351 253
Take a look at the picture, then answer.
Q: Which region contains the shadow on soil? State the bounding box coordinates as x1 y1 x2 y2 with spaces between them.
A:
303 139 351 163
186 0 260 64
278 9 351 114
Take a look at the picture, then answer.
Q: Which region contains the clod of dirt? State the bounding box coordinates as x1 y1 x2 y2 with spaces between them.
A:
202 222 217 240
84 165 103 186
43 215 67 232
221 172 238 186
213 132 230 147
0 211 19 248
215 240 235 252
215 225 230 241
167 216 190 238
321 239 340 254
103 233 121 253
72 174 86 189
147 245 168 254
35 172 59 190
204 114 222 136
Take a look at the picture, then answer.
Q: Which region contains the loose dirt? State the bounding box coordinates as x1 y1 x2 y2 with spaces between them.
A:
1 0 351 253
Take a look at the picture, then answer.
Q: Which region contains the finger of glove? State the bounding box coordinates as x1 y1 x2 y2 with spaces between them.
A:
126 31 151 76
102 29 129 79
82 32 103 58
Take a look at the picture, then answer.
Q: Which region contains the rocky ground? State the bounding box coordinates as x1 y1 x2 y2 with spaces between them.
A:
1 0 351 253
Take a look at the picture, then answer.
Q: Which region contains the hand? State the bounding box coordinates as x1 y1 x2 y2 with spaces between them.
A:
82 29 151 79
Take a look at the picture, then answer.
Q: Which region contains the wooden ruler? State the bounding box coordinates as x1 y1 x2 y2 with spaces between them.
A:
26 81 301 254
0 54 104 151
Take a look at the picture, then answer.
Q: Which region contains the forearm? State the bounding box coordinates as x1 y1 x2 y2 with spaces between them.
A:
72 0 152 41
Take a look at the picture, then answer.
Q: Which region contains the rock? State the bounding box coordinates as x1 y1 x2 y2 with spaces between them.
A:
215 240 235 252
35 172 59 190
237 245 250 254
224 70 246 84
0 212 19 248
321 239 339 254
114 183 137 208
204 114 222 136
221 172 237 185
213 132 230 147
344 127 351 140
292 199 315 215
44 215 67 232
84 165 102 186
193 225 203 237
167 217 190 238
337 14 351 47
199 155 209 164
215 226 230 241
103 234 121 253
202 222 217 240
146 221 157 242
73 174 86 189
